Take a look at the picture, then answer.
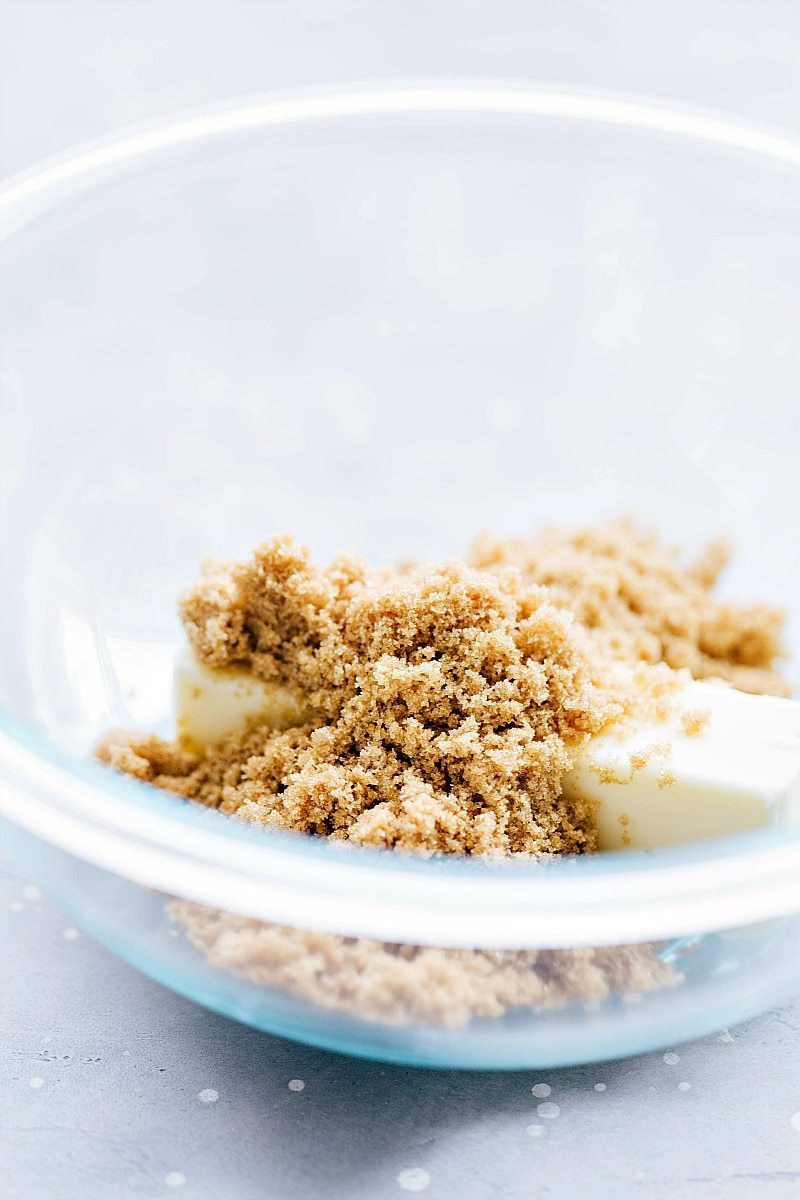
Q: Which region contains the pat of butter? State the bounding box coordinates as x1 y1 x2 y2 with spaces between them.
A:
173 648 310 752
174 649 800 851
563 681 800 850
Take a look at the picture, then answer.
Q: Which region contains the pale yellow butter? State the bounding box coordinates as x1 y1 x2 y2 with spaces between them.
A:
173 648 310 753
563 680 800 850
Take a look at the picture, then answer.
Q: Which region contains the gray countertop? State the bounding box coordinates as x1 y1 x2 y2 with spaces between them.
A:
2 861 799 1200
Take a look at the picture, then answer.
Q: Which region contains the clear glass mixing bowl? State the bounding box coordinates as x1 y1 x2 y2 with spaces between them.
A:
1 84 799 1068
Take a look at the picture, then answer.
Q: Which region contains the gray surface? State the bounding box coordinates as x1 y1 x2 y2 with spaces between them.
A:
3 4 800 1198
1 862 799 1200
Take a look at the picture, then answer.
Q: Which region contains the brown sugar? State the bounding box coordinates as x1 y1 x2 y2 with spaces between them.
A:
470 519 787 697
681 708 711 737
102 539 630 856
99 522 787 856
96 519 787 1027
168 900 679 1027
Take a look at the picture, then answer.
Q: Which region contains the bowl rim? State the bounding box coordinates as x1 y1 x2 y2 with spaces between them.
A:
2 81 799 949
4 78 800 225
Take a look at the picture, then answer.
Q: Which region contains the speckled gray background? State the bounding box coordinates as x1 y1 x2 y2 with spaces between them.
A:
2 3 800 1197
2 861 799 1200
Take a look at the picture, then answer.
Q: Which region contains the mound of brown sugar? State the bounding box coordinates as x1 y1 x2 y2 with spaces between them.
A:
99 521 788 858
471 519 787 697
101 538 626 855
168 900 679 1027
96 519 786 1028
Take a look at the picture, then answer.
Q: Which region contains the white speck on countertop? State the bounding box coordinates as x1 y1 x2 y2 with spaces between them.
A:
198 1089 219 1104
663 1052 680 1065
397 1167 430 1192
29 1078 44 1089
790 1112 800 1132
22 885 41 901
164 1172 186 1189
526 1124 544 1137
62 928 79 940
9 901 23 912
678 1082 692 1092
288 1079 305 1092
718 1029 734 1043
594 1083 607 1092
536 1102 560 1119
531 1083 551 1098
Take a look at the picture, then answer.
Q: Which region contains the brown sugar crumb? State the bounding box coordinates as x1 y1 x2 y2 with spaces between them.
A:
630 742 671 773
168 899 680 1028
590 761 628 785
681 708 711 737
585 741 671 787
658 769 678 789
470 519 788 697
617 812 632 848
97 731 198 782
101 537 626 857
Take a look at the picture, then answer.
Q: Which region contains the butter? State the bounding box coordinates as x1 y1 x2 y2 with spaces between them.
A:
173 648 310 753
563 680 800 850
174 650 800 851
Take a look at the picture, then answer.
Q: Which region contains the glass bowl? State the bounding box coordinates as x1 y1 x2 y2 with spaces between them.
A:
1 83 799 1069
